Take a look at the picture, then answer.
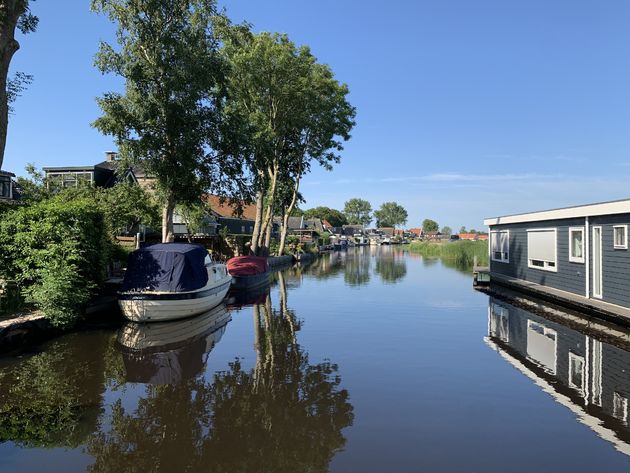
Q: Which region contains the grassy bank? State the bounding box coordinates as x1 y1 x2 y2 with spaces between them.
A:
406 240 488 268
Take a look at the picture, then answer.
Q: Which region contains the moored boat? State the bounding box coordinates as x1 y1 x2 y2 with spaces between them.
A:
118 243 231 323
227 256 271 290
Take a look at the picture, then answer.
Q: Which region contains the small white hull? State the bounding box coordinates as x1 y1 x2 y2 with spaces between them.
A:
119 276 232 323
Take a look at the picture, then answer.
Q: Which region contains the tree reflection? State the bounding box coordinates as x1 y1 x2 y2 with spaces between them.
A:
343 249 370 286
87 273 353 473
0 332 115 448
375 249 407 283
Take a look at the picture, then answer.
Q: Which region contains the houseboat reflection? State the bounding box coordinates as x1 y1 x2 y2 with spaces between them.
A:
486 296 630 456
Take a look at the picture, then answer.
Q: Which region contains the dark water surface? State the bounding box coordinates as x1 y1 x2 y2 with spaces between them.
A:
3 247 630 472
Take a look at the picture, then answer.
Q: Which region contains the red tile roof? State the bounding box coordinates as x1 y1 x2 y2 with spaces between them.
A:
205 194 257 220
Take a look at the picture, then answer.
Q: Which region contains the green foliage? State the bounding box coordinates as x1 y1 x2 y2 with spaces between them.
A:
459 226 466 234
407 240 488 268
91 0 248 240
0 196 108 327
303 206 347 227
441 226 452 235
374 202 408 228
422 218 439 233
343 198 372 226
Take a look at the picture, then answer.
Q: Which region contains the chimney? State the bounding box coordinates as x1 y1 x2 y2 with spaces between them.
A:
105 151 118 162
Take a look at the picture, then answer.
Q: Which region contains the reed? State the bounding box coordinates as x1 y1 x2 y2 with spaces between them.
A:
406 240 488 268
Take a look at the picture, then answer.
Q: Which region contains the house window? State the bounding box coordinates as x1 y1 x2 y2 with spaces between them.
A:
569 227 585 263
527 228 557 272
614 225 628 249
568 352 585 393
490 230 509 263
241 225 245 233
0 176 10 199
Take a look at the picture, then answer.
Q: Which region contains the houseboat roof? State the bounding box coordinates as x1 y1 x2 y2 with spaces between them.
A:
484 197 630 226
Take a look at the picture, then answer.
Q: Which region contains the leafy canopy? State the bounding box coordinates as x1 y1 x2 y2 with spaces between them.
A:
343 198 372 226
422 219 439 233
303 206 347 227
374 202 408 228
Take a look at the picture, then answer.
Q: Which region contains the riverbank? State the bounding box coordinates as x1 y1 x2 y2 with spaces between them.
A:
405 240 488 268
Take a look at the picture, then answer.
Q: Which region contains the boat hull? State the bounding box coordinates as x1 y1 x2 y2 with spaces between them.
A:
118 278 232 323
230 271 271 291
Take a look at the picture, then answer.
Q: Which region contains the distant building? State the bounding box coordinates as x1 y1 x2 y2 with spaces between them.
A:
408 228 423 237
0 170 17 201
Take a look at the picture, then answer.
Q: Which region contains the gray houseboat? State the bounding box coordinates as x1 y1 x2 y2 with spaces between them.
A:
484 199 630 319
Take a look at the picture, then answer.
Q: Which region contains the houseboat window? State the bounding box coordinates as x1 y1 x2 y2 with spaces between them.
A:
613 225 628 249
568 352 585 394
569 227 585 263
527 228 557 272
614 392 628 423
490 230 509 263
0 176 10 199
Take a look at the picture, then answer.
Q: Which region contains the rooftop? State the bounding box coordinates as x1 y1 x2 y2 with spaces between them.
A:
484 197 630 226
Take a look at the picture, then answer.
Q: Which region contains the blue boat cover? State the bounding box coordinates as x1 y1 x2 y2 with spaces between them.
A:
122 243 209 293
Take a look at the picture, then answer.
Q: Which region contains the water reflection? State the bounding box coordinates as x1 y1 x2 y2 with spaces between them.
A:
486 296 630 456
0 264 353 471
117 304 231 385
302 246 407 287
87 273 353 472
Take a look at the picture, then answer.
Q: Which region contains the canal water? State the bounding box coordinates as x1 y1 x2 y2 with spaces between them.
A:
2 246 630 472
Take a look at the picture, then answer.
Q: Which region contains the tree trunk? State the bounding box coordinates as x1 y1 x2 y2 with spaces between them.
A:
278 176 301 256
0 3 22 171
162 194 175 243
250 188 264 255
257 165 279 255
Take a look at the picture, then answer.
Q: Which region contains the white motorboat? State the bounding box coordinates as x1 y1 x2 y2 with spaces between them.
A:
118 243 232 323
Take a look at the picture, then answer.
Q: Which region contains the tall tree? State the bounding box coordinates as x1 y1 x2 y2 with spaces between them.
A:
220 27 354 256
91 0 247 242
373 202 407 229
303 206 347 227
440 226 452 235
343 198 372 226
422 218 439 233
0 0 37 171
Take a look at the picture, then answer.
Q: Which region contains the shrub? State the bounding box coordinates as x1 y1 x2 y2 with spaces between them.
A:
0 196 108 327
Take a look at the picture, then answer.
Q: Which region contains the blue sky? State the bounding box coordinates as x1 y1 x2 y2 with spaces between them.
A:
5 1 630 229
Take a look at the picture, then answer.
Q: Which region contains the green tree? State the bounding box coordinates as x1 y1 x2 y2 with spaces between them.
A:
441 226 452 235
374 202 407 228
219 27 354 256
459 226 466 234
0 0 37 170
303 206 347 227
91 0 247 243
422 219 439 233
343 198 372 226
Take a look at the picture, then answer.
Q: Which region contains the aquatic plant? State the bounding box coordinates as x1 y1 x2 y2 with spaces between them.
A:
406 240 488 268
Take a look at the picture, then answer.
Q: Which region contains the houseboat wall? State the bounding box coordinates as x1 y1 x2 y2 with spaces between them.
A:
489 213 630 309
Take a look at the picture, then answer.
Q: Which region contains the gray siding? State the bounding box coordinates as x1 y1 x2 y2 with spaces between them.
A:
590 214 630 308
490 218 586 297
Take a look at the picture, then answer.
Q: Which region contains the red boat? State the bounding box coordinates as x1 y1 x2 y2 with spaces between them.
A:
227 256 271 290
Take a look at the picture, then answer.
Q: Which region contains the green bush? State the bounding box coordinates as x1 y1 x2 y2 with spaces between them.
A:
0 196 108 327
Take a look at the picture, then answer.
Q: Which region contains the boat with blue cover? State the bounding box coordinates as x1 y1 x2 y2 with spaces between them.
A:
118 243 231 322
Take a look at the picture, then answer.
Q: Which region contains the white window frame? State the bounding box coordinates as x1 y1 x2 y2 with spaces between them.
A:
613 225 628 250
568 352 585 393
527 228 558 272
569 227 585 263
614 392 629 423
490 230 509 263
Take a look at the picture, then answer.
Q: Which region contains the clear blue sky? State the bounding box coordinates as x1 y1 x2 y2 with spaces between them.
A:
5 0 630 230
